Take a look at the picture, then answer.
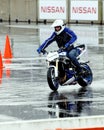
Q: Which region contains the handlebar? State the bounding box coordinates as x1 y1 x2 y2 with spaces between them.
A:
41 49 65 55
41 50 48 55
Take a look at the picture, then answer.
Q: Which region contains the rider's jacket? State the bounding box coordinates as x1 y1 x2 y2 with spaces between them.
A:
37 27 77 53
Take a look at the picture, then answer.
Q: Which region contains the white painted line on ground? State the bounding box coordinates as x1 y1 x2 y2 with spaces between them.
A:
3 57 46 61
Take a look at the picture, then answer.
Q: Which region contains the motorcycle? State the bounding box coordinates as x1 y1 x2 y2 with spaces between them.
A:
44 44 93 91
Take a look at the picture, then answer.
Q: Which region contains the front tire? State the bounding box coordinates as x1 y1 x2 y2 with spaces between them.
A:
47 67 59 91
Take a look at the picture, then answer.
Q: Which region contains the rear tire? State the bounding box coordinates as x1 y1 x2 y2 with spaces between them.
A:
47 67 59 91
78 63 93 87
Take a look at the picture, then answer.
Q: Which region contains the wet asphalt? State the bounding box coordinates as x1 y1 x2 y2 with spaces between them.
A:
0 23 104 121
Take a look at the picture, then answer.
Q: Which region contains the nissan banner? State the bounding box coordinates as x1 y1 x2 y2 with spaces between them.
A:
39 0 66 20
70 1 98 21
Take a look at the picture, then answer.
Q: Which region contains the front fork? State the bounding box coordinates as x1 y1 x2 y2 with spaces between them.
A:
48 59 59 78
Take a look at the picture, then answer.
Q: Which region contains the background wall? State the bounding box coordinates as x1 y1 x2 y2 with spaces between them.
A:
0 0 37 23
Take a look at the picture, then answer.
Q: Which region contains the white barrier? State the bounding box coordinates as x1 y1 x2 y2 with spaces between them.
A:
0 115 104 130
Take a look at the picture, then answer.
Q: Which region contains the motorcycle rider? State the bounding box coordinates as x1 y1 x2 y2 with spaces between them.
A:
37 19 82 75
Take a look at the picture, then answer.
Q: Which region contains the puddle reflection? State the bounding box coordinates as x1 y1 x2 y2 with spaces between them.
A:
48 87 93 118
4 59 12 78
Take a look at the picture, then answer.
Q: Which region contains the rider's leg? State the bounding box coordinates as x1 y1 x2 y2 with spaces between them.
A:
67 48 82 74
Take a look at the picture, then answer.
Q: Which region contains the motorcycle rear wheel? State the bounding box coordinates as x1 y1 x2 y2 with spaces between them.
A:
77 63 93 87
47 67 59 91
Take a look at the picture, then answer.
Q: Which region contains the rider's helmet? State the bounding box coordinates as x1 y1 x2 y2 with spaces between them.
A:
51 19 65 35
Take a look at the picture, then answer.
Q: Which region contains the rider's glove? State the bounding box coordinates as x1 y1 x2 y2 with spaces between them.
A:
37 48 46 55
62 47 66 50
59 47 66 52
37 48 42 54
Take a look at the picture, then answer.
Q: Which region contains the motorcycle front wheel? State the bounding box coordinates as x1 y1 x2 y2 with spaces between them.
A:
47 67 59 91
